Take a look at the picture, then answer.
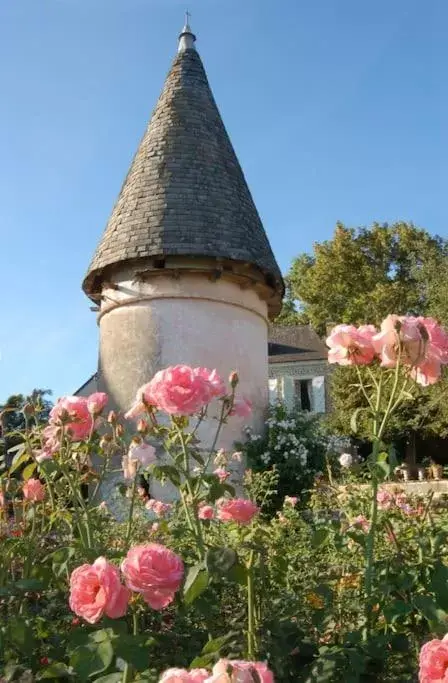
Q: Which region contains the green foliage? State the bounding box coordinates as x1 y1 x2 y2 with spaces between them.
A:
288 221 447 336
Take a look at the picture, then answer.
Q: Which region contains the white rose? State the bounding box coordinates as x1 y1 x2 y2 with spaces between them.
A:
339 452 353 468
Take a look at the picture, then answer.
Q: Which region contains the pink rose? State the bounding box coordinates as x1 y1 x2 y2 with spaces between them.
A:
159 670 209 683
146 500 173 517
69 557 130 624
125 382 156 420
49 396 93 441
419 635 448 682
377 489 393 510
214 467 230 483
189 671 210 683
194 367 226 398
230 397 252 418
121 543 184 610
284 496 298 507
326 324 376 366
394 493 407 507
34 450 53 464
159 670 192 683
123 441 157 480
22 478 45 503
149 365 213 415
205 660 274 683
198 504 215 520
217 498 259 525
129 441 157 467
351 515 369 533
87 392 108 416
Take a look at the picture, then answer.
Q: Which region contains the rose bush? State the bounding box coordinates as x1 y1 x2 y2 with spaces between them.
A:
1 331 448 681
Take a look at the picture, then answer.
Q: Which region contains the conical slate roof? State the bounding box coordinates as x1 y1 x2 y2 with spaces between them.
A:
82 26 283 305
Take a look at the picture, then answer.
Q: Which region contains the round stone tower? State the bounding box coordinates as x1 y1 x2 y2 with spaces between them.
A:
82 21 283 451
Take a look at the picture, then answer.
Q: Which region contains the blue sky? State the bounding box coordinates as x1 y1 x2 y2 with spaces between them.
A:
0 0 447 402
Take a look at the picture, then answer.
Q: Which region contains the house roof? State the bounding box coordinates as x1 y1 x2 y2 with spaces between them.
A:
268 325 328 363
82 23 283 306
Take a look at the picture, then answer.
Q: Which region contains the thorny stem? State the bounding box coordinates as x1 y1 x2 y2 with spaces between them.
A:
125 469 139 549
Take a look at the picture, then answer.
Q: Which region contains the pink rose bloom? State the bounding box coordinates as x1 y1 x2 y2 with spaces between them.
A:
394 493 408 507
230 397 252 418
34 449 53 464
214 467 230 483
129 441 157 467
377 489 393 510
419 635 448 682
146 500 173 517
326 324 376 366
284 496 298 507
22 478 45 503
125 382 156 420
217 498 259 525
159 669 191 683
189 671 210 683
205 660 274 683
121 543 184 610
194 367 226 398
373 314 437 374
123 441 157 480
69 557 129 624
49 396 93 441
159 670 209 683
352 515 369 533
41 425 61 454
198 504 215 520
149 365 212 415
87 392 108 416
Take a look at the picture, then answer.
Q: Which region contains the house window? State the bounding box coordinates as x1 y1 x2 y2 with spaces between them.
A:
294 379 313 412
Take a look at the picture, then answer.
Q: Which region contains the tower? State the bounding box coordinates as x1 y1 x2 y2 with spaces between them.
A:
82 20 283 450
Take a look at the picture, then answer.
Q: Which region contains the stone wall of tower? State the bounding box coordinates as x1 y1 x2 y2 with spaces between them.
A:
97 265 269 494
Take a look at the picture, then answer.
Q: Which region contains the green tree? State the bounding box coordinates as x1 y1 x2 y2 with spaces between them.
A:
288 222 447 336
0 389 52 466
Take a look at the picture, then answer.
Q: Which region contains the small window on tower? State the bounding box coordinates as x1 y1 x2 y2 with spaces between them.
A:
294 379 313 412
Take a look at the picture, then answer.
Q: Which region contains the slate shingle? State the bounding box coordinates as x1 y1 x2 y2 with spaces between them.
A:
82 45 283 302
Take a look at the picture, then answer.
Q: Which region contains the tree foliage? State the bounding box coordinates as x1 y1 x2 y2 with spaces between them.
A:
288 222 447 336
0 389 53 464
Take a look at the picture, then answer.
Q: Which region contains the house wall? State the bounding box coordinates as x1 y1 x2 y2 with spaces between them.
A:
268 360 328 413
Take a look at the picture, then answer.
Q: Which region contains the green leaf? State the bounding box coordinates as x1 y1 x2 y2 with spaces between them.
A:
9 449 29 474
114 635 155 671
7 617 35 651
201 633 234 655
14 578 46 592
350 407 366 434
431 563 448 611
189 654 215 669
70 640 114 681
311 528 330 548
93 676 123 683
22 462 36 481
227 562 248 585
414 595 448 629
382 600 413 624
37 662 73 679
206 547 237 575
184 565 209 604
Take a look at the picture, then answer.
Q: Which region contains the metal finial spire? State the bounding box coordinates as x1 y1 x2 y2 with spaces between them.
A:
178 10 196 53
